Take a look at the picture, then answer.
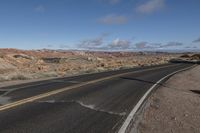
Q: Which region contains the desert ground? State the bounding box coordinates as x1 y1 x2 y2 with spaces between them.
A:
0 48 180 83
136 65 200 133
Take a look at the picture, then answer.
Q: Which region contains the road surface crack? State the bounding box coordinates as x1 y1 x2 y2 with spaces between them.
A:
38 100 126 116
72 100 126 116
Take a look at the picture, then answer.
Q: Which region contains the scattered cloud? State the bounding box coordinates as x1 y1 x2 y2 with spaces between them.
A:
77 33 184 51
78 35 132 50
79 38 103 48
160 42 183 47
185 46 197 49
134 42 159 49
135 42 149 49
98 14 128 25
34 5 45 13
150 43 162 46
193 37 200 43
109 38 131 49
78 34 109 49
60 44 69 48
134 41 183 49
136 0 165 14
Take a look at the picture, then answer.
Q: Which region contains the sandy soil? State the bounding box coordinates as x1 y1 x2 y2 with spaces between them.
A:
137 65 200 133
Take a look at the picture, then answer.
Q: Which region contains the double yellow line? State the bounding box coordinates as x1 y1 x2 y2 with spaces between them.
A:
0 64 178 111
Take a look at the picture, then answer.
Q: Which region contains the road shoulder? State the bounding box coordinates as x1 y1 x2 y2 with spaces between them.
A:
135 65 200 133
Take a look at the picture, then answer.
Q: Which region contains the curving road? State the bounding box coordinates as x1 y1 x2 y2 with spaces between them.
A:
0 63 193 133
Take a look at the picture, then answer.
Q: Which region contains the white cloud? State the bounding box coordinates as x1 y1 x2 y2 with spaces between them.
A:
136 0 165 14
134 41 183 49
60 44 69 48
34 5 45 13
160 42 183 47
109 38 131 49
78 34 109 49
193 37 200 43
135 42 149 49
98 14 128 25
79 38 103 48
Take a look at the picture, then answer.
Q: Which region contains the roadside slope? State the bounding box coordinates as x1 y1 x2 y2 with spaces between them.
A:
137 65 200 133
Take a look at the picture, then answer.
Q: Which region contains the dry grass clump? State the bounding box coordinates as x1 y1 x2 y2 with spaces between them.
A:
0 71 58 82
0 73 31 81
32 71 58 78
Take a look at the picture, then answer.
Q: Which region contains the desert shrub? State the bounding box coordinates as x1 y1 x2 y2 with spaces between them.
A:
0 73 30 81
83 69 96 74
10 74 30 80
33 71 58 78
0 76 7 82
42 58 61 63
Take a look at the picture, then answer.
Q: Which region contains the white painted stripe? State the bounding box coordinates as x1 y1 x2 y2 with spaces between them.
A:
118 65 196 133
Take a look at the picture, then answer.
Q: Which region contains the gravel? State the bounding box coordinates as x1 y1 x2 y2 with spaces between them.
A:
137 65 200 133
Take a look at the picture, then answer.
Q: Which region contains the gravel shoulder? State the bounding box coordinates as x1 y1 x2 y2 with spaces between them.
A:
137 65 200 133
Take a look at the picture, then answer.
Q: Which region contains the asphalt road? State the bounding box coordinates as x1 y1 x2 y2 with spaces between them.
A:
0 63 193 133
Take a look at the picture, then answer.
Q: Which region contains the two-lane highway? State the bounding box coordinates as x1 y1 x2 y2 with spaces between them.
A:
0 63 193 133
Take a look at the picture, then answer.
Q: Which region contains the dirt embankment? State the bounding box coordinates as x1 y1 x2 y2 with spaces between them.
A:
137 65 200 133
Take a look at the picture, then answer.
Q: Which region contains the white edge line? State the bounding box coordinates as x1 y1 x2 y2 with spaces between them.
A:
118 65 196 133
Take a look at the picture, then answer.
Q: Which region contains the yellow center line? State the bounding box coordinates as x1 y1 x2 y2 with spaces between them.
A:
0 64 179 111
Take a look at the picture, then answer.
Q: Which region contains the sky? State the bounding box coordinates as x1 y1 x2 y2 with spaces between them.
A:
0 0 200 51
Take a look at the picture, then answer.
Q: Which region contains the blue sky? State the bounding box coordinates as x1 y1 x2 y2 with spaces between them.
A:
0 0 200 51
